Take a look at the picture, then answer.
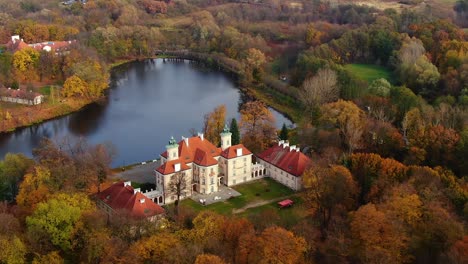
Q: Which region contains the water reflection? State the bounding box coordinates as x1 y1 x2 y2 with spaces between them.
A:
0 59 293 166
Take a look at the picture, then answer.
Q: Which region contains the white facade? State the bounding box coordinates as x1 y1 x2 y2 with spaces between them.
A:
258 160 302 191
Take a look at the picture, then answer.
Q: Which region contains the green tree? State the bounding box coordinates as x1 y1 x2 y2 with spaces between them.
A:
229 118 240 145
279 123 289 140
26 193 94 252
0 153 34 201
368 78 391 97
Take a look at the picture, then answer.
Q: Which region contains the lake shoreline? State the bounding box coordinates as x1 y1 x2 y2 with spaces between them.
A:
1 54 296 134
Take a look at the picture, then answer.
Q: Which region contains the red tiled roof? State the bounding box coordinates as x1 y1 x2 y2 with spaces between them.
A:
96 182 164 218
221 144 252 159
194 148 218 166
155 159 191 175
0 87 42 100
161 135 221 163
6 39 76 53
257 144 310 177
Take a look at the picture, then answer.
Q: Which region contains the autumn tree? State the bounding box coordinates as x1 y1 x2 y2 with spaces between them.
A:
16 166 52 212
222 217 255 263
244 48 266 82
12 47 39 82
195 254 226 264
320 100 365 154
0 235 27 264
239 226 307 264
128 232 181 263
240 101 276 153
350 204 408 264
62 75 87 97
229 118 240 145
0 153 34 201
203 105 226 146
299 67 339 112
303 165 358 239
32 251 64 264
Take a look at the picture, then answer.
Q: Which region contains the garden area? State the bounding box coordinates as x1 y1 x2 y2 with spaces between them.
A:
179 178 298 215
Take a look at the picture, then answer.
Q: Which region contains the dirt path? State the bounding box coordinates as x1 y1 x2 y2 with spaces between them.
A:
232 195 293 214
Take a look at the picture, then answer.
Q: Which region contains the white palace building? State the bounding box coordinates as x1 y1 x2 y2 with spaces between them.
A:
152 126 310 205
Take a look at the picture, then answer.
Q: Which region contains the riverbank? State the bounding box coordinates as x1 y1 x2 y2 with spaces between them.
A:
0 97 99 133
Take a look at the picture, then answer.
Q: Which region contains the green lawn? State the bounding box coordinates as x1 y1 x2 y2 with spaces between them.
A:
239 195 309 228
179 178 295 215
344 63 395 84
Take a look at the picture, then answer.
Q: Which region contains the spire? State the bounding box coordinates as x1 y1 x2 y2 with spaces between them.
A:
168 136 177 145
223 124 230 133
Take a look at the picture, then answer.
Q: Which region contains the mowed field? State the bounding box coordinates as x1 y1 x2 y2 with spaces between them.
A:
344 63 395 83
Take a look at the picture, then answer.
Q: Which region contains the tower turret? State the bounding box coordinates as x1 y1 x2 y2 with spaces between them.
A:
166 136 179 161
220 124 232 151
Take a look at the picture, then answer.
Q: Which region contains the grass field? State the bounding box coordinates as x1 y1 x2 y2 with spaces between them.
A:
178 178 295 215
344 63 395 84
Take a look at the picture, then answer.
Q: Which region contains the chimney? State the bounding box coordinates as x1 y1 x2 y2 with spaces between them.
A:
283 141 289 148
174 163 181 172
290 145 296 152
182 136 189 146
198 132 204 141
296 148 300 152
139 198 145 204
124 181 131 187
278 140 284 146
133 188 141 194
236 148 243 157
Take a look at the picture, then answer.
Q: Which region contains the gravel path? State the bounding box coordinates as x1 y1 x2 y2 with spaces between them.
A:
232 195 292 214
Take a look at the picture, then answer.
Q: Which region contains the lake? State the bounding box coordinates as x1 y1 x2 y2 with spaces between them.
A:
0 59 293 167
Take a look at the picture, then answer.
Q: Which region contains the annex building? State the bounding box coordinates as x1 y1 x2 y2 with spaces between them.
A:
96 181 165 221
257 140 310 191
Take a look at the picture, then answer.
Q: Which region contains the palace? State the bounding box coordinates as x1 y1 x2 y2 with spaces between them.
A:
153 126 266 205
153 126 310 205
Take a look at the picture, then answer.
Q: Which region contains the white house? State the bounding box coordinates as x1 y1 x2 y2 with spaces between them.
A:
0 87 44 105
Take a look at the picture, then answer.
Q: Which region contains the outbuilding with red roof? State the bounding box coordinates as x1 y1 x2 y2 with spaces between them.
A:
256 140 310 190
96 181 165 221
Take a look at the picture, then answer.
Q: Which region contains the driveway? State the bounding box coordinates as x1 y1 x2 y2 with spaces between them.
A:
110 160 161 183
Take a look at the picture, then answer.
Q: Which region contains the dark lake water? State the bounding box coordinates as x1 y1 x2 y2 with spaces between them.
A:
0 59 292 167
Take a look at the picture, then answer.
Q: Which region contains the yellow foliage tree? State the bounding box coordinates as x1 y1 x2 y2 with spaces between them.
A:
0 235 27 264
320 100 365 154
129 232 180 263
195 254 226 264
16 166 51 212
203 105 226 146
62 75 88 98
13 48 40 82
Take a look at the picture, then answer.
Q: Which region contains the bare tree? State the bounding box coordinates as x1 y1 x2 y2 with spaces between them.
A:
168 172 188 214
299 68 338 111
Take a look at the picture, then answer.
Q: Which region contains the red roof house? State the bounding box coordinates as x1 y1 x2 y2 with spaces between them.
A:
256 140 310 190
96 181 165 220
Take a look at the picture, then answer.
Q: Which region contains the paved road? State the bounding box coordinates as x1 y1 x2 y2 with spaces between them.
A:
110 160 161 183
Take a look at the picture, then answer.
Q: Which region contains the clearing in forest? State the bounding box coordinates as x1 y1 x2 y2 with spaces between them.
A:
344 63 395 84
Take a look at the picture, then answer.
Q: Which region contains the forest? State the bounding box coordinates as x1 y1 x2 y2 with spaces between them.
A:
0 0 467 263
